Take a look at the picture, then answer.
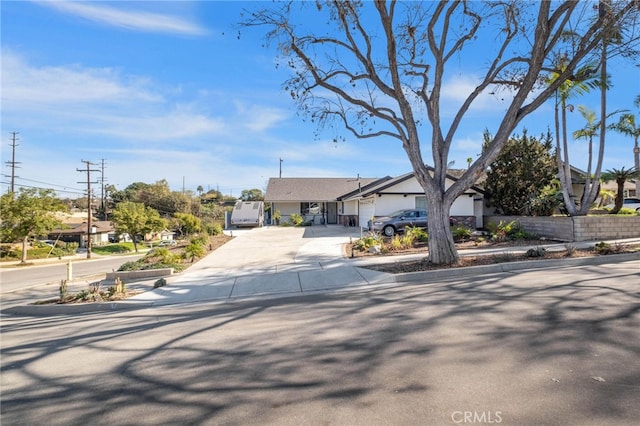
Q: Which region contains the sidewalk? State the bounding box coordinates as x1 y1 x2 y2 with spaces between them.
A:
4 226 639 315
121 231 640 308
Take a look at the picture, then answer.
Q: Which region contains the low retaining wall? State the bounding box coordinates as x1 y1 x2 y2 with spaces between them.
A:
105 268 173 282
485 215 640 242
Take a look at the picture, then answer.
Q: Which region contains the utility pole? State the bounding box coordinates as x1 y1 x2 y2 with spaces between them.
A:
279 158 283 178
77 160 100 259
100 159 107 220
5 132 21 192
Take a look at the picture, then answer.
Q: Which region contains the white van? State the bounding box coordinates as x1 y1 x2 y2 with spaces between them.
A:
230 201 264 227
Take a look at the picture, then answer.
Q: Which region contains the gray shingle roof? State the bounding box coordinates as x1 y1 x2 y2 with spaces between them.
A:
265 177 383 202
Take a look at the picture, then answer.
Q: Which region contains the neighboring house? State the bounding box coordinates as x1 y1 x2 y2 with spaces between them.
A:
158 230 176 241
265 170 485 228
563 165 637 208
48 220 113 248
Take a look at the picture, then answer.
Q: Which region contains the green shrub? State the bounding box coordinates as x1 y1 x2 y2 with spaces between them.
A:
118 260 146 271
190 234 208 245
524 247 546 257
289 213 304 226
511 227 538 240
273 210 282 224
594 241 625 254
451 225 472 242
209 222 224 235
75 289 90 301
487 220 516 242
487 220 537 241
0 245 19 259
616 208 640 216
183 241 206 262
149 247 182 265
400 233 414 247
389 235 404 251
405 226 428 242
353 233 382 251
594 241 612 254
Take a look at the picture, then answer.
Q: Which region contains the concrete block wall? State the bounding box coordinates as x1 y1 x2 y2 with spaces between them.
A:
485 215 640 242
572 216 640 241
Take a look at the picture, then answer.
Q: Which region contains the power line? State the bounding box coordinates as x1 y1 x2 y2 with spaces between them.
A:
0 180 85 196
5 175 84 192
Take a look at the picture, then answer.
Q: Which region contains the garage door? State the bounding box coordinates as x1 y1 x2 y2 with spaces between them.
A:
358 198 376 228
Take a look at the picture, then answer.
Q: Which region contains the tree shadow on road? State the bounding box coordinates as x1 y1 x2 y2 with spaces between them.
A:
1 261 638 424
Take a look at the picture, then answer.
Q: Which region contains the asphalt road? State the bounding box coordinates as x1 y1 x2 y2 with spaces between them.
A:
0 254 144 308
1 260 638 425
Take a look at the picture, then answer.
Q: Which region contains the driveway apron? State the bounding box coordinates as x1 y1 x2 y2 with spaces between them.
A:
126 226 392 306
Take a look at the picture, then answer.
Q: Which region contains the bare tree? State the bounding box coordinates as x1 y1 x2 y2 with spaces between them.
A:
244 1 639 264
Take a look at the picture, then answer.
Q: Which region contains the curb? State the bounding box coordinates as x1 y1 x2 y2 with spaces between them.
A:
391 251 640 283
2 300 154 316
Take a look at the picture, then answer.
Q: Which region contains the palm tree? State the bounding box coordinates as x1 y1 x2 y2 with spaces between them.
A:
547 59 601 216
609 112 640 197
196 185 204 198
572 106 601 213
601 167 640 214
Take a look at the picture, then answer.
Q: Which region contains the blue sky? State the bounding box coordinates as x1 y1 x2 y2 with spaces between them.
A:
2 1 639 199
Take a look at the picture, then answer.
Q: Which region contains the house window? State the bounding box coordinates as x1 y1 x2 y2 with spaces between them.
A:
415 196 426 211
301 202 321 215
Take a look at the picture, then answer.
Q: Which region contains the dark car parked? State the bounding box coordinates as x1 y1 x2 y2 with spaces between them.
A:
368 209 428 237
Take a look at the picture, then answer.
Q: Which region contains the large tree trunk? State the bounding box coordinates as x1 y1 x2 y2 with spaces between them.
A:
425 192 458 265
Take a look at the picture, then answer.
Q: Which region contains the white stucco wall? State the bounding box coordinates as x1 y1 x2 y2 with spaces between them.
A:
271 202 300 217
374 195 416 214
372 193 476 216
450 195 475 215
341 200 359 215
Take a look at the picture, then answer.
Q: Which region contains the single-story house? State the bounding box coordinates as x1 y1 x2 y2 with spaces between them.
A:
48 220 114 248
149 229 177 242
265 170 485 229
562 165 638 208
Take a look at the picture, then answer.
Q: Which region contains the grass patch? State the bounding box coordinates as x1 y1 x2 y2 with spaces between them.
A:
92 243 135 255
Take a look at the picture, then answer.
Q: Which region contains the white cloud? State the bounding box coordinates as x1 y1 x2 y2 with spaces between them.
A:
83 108 227 141
440 74 511 115
233 102 291 132
2 51 162 109
32 0 208 36
1 51 225 141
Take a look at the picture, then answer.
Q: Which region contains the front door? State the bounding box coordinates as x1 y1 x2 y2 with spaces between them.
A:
327 202 338 224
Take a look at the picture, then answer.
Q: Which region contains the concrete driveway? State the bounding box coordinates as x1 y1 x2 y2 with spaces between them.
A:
125 225 386 306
